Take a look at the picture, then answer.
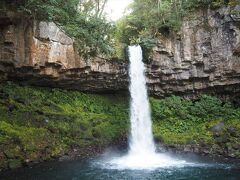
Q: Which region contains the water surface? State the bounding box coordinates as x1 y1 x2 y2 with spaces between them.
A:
1 153 240 180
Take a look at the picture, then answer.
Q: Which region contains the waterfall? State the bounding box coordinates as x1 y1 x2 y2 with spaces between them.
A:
128 45 155 155
104 45 188 170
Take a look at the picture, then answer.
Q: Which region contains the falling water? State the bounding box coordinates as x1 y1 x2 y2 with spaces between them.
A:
128 45 155 155
103 45 190 169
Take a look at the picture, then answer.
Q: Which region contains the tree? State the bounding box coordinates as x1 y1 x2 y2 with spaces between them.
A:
79 0 108 18
15 0 114 58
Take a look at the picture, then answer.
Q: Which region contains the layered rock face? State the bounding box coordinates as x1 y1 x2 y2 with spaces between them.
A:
0 14 128 92
0 6 240 98
147 5 240 99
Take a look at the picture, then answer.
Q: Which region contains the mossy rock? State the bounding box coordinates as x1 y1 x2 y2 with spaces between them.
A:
8 159 22 169
0 152 8 170
154 134 164 143
0 160 8 170
0 72 6 82
235 151 240 158
92 128 101 138
25 151 41 162
79 120 90 131
3 146 23 159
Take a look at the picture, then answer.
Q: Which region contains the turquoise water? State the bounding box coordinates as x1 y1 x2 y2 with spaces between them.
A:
1 153 240 180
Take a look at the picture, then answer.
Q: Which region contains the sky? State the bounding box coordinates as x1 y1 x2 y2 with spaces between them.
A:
105 0 133 21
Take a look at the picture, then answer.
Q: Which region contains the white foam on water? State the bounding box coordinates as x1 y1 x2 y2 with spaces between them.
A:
107 153 193 170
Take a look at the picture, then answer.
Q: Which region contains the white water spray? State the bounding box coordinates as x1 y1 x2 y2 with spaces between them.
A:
102 45 192 170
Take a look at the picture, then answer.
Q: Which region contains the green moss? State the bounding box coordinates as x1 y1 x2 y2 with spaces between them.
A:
151 96 240 157
3 146 22 159
153 121 214 145
0 160 8 170
0 82 129 170
8 159 22 169
0 72 6 82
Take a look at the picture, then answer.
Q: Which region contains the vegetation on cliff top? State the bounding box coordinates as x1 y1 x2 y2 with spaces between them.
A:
2 0 239 59
115 0 240 57
1 0 114 58
0 82 240 170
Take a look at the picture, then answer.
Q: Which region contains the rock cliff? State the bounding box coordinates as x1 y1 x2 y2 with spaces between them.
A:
0 13 128 92
147 5 240 99
0 6 240 99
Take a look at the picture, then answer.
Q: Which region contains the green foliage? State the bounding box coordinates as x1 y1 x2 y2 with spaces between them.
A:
63 14 115 58
150 95 240 145
0 82 129 170
151 95 240 124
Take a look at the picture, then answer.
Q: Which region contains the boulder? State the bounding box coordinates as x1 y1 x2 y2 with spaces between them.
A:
210 122 225 133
